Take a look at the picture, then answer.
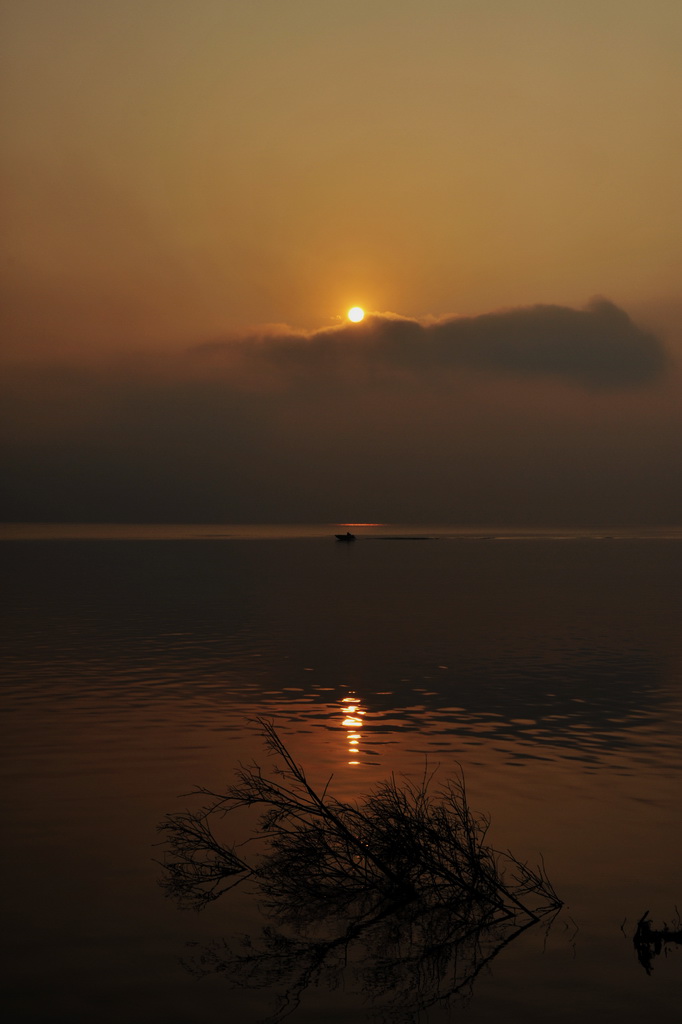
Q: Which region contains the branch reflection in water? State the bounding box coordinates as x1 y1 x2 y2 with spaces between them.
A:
158 721 562 1021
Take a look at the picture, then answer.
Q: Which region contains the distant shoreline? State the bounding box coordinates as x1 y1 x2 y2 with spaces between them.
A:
2 523 682 542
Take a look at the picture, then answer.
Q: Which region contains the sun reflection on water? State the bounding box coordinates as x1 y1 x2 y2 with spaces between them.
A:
340 692 366 764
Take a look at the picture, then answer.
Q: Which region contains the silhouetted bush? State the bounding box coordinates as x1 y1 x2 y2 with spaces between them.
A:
158 720 562 1021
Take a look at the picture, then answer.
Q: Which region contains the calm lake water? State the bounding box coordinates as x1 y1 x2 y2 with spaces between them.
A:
2 525 681 1022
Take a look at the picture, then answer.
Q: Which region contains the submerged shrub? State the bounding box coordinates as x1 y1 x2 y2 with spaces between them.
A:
158 720 562 1021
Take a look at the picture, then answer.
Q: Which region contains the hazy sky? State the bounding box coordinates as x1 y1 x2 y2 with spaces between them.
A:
2 1 681 524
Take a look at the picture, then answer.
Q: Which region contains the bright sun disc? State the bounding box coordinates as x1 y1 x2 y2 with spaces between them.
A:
348 306 365 322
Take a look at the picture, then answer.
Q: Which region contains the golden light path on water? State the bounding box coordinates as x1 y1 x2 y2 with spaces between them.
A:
340 693 366 765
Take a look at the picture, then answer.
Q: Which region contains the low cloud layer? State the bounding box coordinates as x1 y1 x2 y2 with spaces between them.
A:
1 299 679 525
196 299 667 390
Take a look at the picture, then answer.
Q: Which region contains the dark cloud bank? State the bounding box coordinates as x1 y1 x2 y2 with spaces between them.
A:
2 300 679 524
198 298 667 389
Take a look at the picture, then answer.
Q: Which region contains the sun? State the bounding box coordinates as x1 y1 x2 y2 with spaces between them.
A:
347 306 365 323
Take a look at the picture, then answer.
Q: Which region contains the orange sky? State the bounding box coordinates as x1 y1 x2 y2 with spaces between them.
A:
1 1 681 524
2 0 680 354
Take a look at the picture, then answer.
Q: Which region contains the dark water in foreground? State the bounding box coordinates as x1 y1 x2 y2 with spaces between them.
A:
1 528 681 1022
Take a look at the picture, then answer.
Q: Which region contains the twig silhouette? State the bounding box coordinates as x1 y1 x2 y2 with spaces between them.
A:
157 720 563 1021
633 909 682 975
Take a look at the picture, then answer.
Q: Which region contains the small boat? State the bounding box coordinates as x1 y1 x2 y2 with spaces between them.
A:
335 531 356 542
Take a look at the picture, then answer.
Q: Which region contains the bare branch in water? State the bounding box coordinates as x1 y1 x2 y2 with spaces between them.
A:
157 720 563 1020
633 909 682 975
156 803 254 909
